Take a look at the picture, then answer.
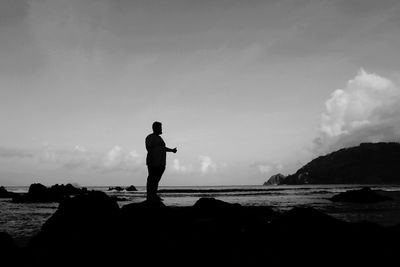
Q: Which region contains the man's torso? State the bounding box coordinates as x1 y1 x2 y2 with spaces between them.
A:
145 133 166 166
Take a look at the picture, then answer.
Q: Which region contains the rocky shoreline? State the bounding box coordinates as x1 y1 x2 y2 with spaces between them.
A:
1 190 400 266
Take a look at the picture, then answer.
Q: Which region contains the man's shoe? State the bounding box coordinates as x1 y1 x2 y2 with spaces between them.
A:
146 195 163 202
155 195 164 201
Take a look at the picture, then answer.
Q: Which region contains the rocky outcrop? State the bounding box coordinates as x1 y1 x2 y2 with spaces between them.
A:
331 187 393 203
0 186 16 198
110 196 129 202
29 191 120 266
263 173 286 185
10 196 400 266
0 232 19 266
108 186 124 191
125 185 137 191
282 142 400 184
36 191 119 242
193 197 241 212
108 185 137 192
12 183 86 203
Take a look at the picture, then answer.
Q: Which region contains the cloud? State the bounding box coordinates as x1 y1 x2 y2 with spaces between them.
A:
0 147 34 159
171 156 228 175
250 161 283 175
99 146 143 172
74 145 87 152
198 155 218 174
172 158 194 173
0 145 144 173
104 146 122 168
314 69 400 154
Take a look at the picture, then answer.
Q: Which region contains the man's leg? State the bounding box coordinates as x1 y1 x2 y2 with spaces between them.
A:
153 166 165 194
146 166 157 200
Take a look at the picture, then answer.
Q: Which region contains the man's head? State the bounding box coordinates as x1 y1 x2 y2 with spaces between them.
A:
152 121 162 135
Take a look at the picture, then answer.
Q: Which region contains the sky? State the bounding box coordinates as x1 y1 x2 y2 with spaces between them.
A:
1 0 400 186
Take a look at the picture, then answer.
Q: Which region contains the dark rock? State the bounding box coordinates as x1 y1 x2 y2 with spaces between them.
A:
193 197 241 210
0 186 16 198
110 196 129 201
120 198 167 215
12 183 52 203
38 191 119 241
125 185 137 191
279 207 343 227
0 232 19 266
282 142 400 184
263 173 286 185
0 232 18 251
108 186 124 191
28 183 50 199
24 197 400 266
29 191 120 266
12 183 86 203
192 197 243 219
49 183 83 196
29 183 48 194
331 187 393 203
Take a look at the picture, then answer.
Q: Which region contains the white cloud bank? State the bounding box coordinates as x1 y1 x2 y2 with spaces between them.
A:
172 159 194 173
171 156 227 175
0 145 229 178
314 69 400 154
199 155 218 174
0 145 143 173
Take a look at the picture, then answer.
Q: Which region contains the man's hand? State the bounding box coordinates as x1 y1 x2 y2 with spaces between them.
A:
172 147 177 153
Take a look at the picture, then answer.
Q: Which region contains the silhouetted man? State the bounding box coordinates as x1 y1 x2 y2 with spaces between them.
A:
146 121 177 201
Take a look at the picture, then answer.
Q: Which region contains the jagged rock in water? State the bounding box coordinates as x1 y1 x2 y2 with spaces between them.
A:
0 186 16 198
264 173 286 185
108 186 124 191
125 185 137 191
331 187 393 203
12 183 86 203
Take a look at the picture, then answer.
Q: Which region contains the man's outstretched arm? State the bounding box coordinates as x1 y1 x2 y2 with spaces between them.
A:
166 147 177 153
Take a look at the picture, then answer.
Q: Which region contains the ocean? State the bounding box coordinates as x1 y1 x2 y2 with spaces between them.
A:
2 184 400 246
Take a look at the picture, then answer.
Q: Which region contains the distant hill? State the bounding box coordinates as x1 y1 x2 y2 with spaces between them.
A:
281 142 400 185
263 173 286 185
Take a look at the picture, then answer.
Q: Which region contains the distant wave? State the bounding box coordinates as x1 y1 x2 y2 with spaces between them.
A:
158 188 272 194
157 188 322 194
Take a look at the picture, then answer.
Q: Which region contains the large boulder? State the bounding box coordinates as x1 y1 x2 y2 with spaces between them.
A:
49 183 85 196
23 196 399 266
120 198 168 225
108 186 124 191
28 183 50 199
0 186 16 198
0 232 19 266
192 198 244 221
12 183 51 202
29 191 120 266
38 191 119 241
125 185 137 191
264 173 286 185
12 183 85 203
331 187 393 203
193 197 241 211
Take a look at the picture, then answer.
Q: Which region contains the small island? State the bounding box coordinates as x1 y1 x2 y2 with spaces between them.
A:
273 142 400 185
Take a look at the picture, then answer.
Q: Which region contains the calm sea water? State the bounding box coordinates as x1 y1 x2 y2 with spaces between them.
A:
2 184 400 246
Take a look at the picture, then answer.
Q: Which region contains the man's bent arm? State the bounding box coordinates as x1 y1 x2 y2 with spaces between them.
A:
165 147 177 153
